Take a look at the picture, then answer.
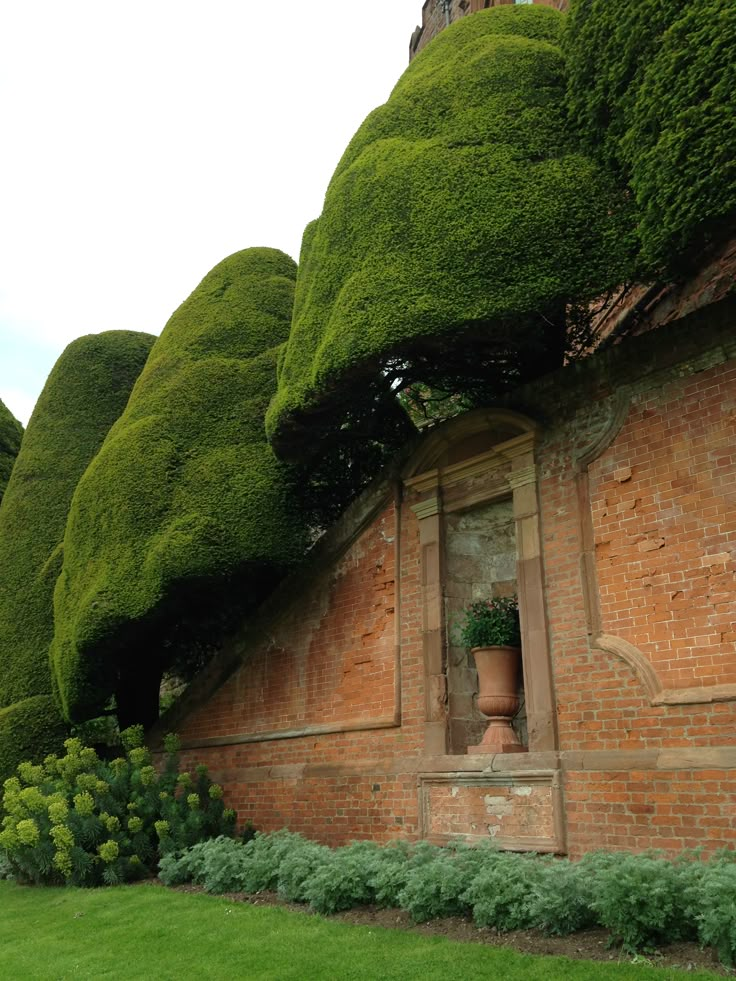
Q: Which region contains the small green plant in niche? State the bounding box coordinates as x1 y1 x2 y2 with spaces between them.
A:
458 596 521 649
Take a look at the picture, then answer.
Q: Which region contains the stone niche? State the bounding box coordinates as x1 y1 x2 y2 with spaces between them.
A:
404 407 557 756
444 499 526 753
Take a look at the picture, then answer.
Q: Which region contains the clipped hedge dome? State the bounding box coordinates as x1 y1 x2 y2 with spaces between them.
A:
565 0 736 269
0 331 155 779
0 697 68 784
0 397 23 504
51 248 308 729
267 6 636 456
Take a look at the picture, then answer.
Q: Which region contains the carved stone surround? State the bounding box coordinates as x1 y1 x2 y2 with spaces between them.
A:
402 409 558 755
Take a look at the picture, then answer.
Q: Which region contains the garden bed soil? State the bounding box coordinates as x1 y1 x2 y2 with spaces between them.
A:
162 883 730 976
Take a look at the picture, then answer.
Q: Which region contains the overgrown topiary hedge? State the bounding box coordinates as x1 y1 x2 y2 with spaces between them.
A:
267 5 637 458
0 397 23 504
50 249 310 730
0 332 155 782
565 0 736 270
0 697 68 789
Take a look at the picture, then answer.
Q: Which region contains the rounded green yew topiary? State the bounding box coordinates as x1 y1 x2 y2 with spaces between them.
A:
51 248 309 729
266 6 636 457
0 697 68 787
0 331 155 782
0 397 23 505
565 0 736 269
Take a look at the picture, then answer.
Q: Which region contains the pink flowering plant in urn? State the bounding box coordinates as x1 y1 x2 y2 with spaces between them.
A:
458 595 523 753
458 595 521 650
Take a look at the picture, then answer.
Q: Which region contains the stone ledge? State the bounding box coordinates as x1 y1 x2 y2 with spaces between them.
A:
177 715 400 751
171 746 736 777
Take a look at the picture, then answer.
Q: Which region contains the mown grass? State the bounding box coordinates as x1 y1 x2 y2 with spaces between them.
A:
0 880 720 981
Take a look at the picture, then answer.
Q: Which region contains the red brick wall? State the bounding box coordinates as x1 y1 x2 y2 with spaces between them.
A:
166 308 736 857
181 505 400 744
535 316 736 856
538 353 736 745
589 361 736 689
175 500 431 845
566 769 736 854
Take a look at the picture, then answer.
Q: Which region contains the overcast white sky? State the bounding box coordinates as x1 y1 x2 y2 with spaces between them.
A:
0 0 423 425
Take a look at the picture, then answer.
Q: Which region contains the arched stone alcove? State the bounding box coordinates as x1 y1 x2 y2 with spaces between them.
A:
402 409 557 754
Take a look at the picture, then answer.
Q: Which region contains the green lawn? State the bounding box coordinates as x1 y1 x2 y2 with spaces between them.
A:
0 880 721 981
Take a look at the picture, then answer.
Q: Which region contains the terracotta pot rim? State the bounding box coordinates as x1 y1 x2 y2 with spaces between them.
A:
470 644 521 654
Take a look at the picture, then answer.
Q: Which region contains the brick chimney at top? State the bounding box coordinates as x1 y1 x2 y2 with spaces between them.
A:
409 0 569 61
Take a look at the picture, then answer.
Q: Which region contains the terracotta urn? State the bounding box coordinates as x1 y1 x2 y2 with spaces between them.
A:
467 645 522 753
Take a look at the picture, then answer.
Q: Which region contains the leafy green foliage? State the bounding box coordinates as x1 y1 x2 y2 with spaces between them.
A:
0 397 22 505
588 852 694 953
364 840 419 908
50 249 310 729
157 843 202 887
0 332 155 781
0 332 155 707
277 839 331 902
0 698 68 790
157 830 320 897
219 829 307 894
464 852 549 931
159 835 250 893
157 833 736 964
526 859 599 936
302 841 382 914
0 729 234 887
565 0 736 270
457 596 521 649
397 844 489 923
267 5 636 460
696 860 736 967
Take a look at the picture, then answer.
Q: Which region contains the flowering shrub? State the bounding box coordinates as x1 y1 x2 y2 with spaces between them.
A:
457 596 521 649
0 728 235 886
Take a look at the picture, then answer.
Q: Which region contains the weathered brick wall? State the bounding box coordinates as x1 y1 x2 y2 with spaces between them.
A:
591 237 736 346
589 361 736 690
423 777 557 846
566 769 736 854
160 299 736 857
529 302 736 856
172 500 429 844
180 506 400 744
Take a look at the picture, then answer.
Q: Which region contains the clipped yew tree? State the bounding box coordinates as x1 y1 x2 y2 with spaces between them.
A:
0 331 155 782
51 248 308 731
266 6 636 457
565 0 736 270
0 397 23 504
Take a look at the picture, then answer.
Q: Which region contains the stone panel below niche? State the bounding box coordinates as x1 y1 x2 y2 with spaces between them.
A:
418 770 564 852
